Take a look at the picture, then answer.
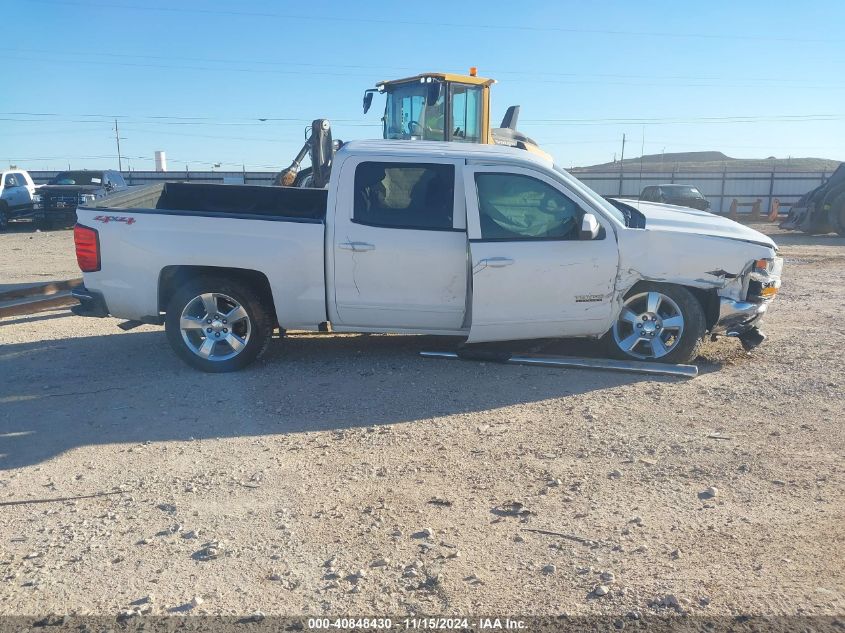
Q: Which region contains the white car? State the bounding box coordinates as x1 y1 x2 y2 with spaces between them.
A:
70 140 782 372
0 169 37 230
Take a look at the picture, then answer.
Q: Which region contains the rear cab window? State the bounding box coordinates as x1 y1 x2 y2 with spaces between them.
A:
353 162 455 230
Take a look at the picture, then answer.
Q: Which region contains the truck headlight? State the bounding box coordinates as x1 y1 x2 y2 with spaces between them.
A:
79 193 96 204
753 258 774 274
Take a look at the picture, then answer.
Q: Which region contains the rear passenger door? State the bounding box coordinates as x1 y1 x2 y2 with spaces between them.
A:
330 157 469 331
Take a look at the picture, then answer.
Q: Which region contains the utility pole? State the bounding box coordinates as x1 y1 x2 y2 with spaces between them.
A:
618 134 626 196
639 127 645 182
114 119 123 172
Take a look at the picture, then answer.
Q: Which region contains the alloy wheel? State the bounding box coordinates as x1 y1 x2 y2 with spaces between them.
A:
612 291 685 360
179 292 252 362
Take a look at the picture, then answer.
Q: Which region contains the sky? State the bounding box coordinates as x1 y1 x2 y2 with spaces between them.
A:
2 0 844 173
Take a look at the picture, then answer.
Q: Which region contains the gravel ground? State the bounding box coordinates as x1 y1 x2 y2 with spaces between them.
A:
0 223 79 293
0 223 843 619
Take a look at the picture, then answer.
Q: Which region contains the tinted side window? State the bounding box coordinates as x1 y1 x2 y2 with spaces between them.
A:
110 172 126 187
354 162 454 230
476 173 583 241
4 174 20 187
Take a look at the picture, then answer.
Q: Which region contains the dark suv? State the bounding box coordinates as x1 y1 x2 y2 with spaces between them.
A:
34 169 128 229
639 184 710 211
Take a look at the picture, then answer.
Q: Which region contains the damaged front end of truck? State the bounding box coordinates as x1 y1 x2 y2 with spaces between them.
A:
613 220 783 353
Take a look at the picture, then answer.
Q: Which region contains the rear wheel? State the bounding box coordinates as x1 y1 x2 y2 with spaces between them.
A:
606 283 705 364
164 276 273 372
0 204 8 231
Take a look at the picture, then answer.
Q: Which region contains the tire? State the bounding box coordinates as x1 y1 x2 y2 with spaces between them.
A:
605 282 705 364
35 215 51 231
0 205 8 231
294 167 313 188
164 276 273 372
830 191 845 236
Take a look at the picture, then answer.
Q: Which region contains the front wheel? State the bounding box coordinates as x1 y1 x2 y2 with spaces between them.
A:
0 206 8 231
164 277 273 372
605 283 705 364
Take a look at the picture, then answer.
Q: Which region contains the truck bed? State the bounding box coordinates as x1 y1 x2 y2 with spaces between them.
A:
77 182 329 327
92 182 327 222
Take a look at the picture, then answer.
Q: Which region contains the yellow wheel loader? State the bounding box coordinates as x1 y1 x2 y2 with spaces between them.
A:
276 69 549 188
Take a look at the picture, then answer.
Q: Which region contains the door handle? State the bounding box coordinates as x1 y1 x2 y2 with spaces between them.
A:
338 241 376 252
480 257 514 268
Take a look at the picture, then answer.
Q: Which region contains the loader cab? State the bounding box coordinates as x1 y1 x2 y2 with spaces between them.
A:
364 72 494 144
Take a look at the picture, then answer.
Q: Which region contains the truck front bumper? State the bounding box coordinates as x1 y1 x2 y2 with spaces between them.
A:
714 297 768 336
71 286 109 318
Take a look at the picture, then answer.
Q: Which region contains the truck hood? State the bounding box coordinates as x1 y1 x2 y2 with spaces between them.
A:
624 200 776 249
39 185 102 194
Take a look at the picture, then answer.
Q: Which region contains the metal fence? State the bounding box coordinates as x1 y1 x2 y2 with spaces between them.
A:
30 168 831 215
569 168 831 214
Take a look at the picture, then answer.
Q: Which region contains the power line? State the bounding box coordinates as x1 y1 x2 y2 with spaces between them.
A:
27 0 845 44
3 112 841 127
0 46 839 87
4 52 843 91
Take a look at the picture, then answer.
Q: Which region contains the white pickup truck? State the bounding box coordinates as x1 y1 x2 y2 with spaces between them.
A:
0 169 38 230
71 140 782 372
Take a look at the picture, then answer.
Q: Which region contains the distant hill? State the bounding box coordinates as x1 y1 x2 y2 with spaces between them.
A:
573 151 842 173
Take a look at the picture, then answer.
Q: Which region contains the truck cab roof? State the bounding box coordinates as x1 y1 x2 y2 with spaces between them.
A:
335 139 553 168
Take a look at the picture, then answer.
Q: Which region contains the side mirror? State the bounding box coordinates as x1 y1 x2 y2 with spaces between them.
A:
363 90 375 114
580 213 600 240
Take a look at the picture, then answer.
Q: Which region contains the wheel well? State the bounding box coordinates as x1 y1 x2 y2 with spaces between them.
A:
687 286 720 331
625 280 720 331
158 266 278 326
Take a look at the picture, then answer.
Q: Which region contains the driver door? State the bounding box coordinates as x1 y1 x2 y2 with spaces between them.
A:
464 165 619 343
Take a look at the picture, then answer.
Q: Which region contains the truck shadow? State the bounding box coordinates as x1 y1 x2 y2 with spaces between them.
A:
0 328 672 470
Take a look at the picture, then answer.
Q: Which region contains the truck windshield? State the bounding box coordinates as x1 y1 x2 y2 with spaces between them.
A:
383 82 445 141
49 171 103 186
552 165 627 225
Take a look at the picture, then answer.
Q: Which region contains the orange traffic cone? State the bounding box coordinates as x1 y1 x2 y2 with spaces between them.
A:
768 198 780 222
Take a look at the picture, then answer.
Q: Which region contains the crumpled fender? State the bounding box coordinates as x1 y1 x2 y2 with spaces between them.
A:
614 229 776 311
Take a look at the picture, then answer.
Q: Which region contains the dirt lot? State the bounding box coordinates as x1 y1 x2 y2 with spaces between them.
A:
0 224 80 293
0 222 843 620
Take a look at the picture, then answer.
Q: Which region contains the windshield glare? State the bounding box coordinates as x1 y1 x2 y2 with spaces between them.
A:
49 171 102 186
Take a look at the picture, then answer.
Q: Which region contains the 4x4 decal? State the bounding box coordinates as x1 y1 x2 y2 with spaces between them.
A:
93 215 136 225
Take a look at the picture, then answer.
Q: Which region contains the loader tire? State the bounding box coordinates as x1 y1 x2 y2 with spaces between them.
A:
831 191 845 236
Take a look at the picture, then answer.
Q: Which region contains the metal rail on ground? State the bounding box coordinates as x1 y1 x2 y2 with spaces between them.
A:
420 350 698 378
0 278 82 320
